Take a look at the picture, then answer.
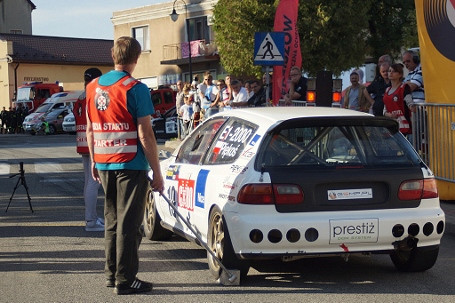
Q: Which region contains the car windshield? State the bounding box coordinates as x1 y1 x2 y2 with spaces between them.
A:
34 102 53 113
258 118 421 168
16 87 33 101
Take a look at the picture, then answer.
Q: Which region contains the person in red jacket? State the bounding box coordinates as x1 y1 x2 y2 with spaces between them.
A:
86 36 164 295
383 63 414 136
74 68 104 231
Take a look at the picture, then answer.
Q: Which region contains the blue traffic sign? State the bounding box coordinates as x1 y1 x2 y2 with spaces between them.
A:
254 32 285 66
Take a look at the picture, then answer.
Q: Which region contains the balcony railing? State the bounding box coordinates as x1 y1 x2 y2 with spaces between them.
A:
162 40 217 61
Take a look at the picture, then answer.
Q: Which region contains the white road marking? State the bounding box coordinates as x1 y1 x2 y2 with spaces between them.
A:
0 163 10 175
34 162 63 173
40 178 81 183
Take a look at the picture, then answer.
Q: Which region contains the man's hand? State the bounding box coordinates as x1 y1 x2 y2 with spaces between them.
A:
91 161 101 183
150 174 164 192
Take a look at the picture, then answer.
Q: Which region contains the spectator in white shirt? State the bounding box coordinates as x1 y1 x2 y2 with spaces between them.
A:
226 80 248 108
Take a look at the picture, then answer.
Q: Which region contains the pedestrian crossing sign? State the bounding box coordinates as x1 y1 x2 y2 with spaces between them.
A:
254 32 285 66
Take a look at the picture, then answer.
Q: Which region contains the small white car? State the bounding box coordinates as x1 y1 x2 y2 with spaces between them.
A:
62 112 76 133
144 107 445 282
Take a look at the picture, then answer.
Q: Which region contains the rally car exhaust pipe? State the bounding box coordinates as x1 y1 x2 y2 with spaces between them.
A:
158 191 240 286
393 236 419 252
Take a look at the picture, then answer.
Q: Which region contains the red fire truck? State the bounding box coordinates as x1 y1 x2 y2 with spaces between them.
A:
15 82 63 112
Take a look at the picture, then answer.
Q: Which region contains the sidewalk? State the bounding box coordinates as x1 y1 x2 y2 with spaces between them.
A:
441 200 455 230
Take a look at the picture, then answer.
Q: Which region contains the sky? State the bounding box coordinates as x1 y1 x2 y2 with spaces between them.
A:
31 0 164 40
31 0 356 89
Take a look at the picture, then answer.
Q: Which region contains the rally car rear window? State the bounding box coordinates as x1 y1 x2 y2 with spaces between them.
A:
257 118 421 168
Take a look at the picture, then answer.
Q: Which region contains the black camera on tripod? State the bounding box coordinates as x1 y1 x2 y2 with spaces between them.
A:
9 161 25 179
6 161 33 213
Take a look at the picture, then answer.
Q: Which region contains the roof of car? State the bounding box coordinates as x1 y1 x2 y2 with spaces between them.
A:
213 107 372 125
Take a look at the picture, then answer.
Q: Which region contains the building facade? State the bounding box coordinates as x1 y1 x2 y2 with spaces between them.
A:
112 0 223 88
0 34 113 109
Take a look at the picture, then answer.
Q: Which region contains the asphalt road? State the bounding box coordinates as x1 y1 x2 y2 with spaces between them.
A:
0 134 454 303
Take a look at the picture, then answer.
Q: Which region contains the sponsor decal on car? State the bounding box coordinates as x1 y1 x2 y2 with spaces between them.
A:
230 164 248 174
240 147 255 159
166 165 180 180
178 179 195 211
329 219 379 244
328 188 373 200
218 193 236 202
195 170 209 208
248 134 261 146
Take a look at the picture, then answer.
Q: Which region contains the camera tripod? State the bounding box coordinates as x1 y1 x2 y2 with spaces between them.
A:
6 162 34 213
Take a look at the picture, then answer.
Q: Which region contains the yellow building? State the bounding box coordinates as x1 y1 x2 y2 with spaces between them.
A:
112 0 222 88
0 34 113 109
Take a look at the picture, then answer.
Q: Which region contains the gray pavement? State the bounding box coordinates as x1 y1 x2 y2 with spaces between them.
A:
1 134 454 302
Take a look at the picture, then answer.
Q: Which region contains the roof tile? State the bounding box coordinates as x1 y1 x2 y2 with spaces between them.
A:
0 34 113 66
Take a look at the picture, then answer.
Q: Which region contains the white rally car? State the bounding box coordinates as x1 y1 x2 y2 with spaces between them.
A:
144 107 445 281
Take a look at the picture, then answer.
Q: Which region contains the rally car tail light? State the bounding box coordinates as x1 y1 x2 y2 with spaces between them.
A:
273 184 304 205
237 184 303 205
237 184 274 204
398 178 438 201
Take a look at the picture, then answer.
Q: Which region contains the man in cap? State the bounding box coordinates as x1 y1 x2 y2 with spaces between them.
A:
74 67 104 231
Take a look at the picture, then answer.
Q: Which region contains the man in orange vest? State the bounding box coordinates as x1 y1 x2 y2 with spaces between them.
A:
86 36 164 295
74 67 104 232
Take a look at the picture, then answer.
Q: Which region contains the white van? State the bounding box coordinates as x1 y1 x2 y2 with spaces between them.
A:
23 90 83 134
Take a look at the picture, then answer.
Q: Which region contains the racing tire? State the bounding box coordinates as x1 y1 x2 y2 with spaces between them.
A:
143 186 173 241
207 206 250 280
390 245 439 272
48 125 56 135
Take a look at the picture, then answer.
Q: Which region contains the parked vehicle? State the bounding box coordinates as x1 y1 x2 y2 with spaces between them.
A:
29 107 71 135
143 107 445 282
22 91 82 134
151 88 176 118
15 82 63 113
151 106 178 139
62 112 76 134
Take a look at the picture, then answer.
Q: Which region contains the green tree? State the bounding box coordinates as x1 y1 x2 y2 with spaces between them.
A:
213 0 418 78
298 0 373 76
213 0 275 78
366 0 417 61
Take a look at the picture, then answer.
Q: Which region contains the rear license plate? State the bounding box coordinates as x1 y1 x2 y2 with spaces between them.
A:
329 218 379 244
328 188 373 200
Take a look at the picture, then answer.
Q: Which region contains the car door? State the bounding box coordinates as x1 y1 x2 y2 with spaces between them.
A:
159 117 228 236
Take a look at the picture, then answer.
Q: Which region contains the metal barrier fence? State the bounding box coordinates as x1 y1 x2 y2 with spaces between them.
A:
412 103 455 183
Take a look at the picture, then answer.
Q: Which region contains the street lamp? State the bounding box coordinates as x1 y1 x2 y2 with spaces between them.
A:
170 0 192 82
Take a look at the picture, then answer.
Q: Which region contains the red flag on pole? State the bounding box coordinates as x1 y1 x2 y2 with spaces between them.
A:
272 0 302 105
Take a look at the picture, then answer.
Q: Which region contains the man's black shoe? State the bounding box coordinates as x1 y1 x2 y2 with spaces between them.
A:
106 278 115 288
114 279 153 295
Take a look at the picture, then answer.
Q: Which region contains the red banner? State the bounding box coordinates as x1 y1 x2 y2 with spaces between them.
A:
272 0 302 105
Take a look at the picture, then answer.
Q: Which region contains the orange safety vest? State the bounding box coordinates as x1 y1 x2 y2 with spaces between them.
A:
86 75 139 163
74 92 89 154
383 84 411 134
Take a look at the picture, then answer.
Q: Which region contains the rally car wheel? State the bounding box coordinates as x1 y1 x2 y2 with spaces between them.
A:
207 206 250 279
143 186 172 241
390 245 439 272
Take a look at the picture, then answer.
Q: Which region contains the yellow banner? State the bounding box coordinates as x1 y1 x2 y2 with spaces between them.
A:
415 0 455 199
416 0 455 104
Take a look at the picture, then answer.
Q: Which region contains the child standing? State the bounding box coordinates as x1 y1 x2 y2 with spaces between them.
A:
179 94 194 137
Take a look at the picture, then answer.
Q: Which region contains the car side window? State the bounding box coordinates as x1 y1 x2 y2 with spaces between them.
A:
164 91 174 104
152 93 162 106
175 118 227 164
205 119 258 165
